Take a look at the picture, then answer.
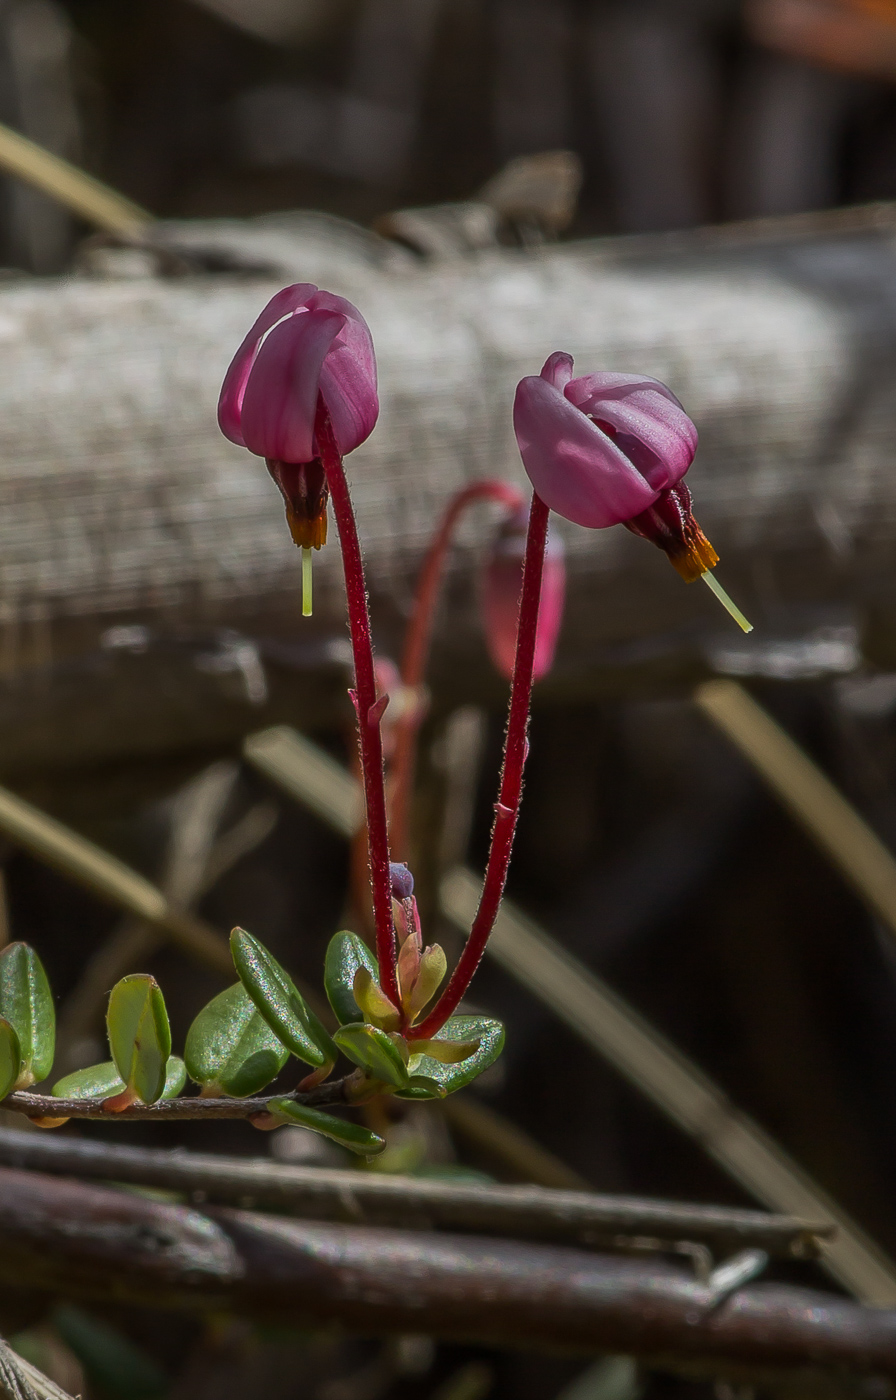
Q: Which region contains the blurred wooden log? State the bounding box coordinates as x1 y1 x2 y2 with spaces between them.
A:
2 1165 895 1383
1 203 896 773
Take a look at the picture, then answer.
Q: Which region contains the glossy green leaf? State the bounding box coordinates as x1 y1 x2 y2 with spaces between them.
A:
52 1057 186 1102
0 1017 21 1100
324 930 378 1025
395 1073 447 1101
401 1015 504 1096
185 982 288 1097
333 1022 410 1090
231 928 336 1069
0 942 55 1086
106 975 172 1105
268 1097 385 1155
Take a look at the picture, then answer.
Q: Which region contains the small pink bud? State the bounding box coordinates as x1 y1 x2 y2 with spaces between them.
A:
218 284 378 550
482 506 565 681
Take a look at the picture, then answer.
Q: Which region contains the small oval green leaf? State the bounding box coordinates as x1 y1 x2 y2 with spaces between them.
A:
324 931 378 1025
333 1023 410 1090
401 1015 504 1097
106 975 172 1105
0 1017 22 1100
268 1097 385 1155
0 942 55 1086
231 928 336 1069
185 982 289 1097
396 1073 447 1101
52 1056 185 1102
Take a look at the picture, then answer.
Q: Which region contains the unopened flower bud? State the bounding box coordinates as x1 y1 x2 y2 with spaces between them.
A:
390 863 415 900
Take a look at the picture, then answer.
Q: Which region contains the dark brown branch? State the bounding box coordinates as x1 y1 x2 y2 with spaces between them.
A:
0 1128 831 1259
0 1166 889 1383
2 1077 352 1121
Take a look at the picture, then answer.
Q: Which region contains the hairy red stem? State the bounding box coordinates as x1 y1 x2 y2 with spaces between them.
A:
315 401 399 1007
390 479 525 860
411 491 549 1039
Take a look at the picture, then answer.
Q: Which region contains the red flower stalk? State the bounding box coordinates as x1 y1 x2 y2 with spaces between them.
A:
389 479 526 861
482 505 566 682
411 492 550 1041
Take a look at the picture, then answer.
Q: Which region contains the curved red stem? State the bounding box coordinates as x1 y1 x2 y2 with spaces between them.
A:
315 401 400 1008
411 491 549 1040
390 479 525 860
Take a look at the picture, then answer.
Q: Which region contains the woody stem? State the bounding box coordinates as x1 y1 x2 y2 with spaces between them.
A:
411 491 549 1039
315 400 399 1007
390 479 525 860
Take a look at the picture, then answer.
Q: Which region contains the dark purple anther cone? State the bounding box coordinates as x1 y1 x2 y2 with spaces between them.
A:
390 863 415 900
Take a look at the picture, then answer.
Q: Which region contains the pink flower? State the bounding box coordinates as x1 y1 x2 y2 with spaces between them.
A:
218 284 378 549
482 508 566 681
513 352 716 581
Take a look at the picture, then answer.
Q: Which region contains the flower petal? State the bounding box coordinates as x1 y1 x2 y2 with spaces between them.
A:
217 283 317 447
239 308 345 462
539 351 575 391
513 375 660 528
311 291 379 454
566 371 686 411
565 373 697 492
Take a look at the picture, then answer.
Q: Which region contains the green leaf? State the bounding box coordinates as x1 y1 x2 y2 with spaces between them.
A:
106 975 172 1105
0 1017 21 1100
267 1097 385 1156
324 930 378 1025
52 1057 186 1102
231 928 336 1069
185 982 289 1097
396 1073 447 1101
0 942 55 1086
401 1015 504 1097
333 1023 410 1090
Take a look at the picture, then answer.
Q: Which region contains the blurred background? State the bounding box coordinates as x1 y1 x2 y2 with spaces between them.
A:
3 1 896 1399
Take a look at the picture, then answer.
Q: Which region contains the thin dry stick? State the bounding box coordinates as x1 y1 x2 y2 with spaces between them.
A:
0 1337 74 1400
439 867 896 1306
695 678 896 939
0 782 231 973
441 1095 588 1191
55 763 242 1060
244 727 362 838
0 1128 832 1259
0 121 150 235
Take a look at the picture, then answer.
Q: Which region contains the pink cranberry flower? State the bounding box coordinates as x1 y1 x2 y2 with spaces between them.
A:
482 508 566 681
513 351 717 582
218 284 378 552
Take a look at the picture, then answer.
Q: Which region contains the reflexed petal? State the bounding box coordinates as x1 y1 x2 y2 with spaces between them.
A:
217 283 317 446
312 291 379 453
566 370 686 411
539 351 575 391
576 390 697 491
513 375 659 528
240 309 344 462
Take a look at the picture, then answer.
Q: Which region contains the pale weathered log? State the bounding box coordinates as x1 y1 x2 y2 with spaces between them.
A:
0 204 894 771
1 1165 895 1384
